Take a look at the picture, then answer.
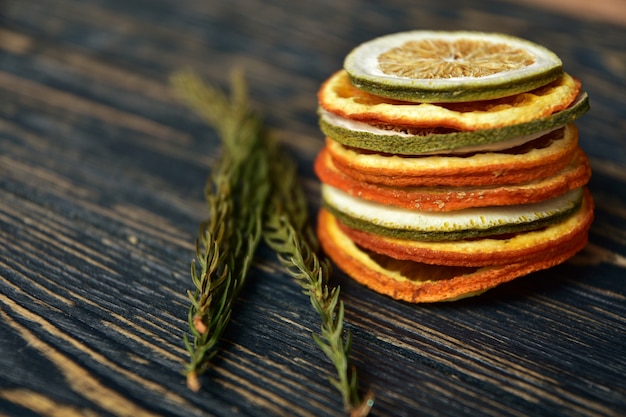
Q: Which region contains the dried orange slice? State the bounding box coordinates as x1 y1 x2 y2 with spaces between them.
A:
344 31 563 102
314 146 591 211
318 70 581 131
326 124 579 187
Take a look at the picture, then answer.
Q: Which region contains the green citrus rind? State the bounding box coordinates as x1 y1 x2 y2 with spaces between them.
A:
322 184 583 241
344 31 563 103
319 92 589 155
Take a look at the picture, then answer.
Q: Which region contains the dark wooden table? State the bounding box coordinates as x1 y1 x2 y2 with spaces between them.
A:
1 1 624 416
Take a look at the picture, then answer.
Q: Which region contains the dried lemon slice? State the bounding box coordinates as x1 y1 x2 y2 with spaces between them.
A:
345 31 563 102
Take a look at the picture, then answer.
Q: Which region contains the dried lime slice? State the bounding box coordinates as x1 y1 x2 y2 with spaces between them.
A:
319 92 589 155
335 190 594 267
344 31 563 102
322 184 583 241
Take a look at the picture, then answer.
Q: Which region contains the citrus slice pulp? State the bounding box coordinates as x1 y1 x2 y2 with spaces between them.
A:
344 30 564 102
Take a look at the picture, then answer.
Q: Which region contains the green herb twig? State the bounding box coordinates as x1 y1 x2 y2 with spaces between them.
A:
263 147 374 416
172 69 373 415
170 70 271 391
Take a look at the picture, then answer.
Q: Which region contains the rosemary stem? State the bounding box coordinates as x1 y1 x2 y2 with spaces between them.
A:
263 147 373 416
171 70 270 391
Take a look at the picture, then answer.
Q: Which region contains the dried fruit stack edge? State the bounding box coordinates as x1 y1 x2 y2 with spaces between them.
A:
313 31 594 303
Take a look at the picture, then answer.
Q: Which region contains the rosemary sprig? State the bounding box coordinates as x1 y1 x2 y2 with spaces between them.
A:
170 70 271 391
172 69 373 415
263 147 374 417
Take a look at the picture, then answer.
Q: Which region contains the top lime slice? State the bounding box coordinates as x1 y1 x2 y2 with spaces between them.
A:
344 31 563 103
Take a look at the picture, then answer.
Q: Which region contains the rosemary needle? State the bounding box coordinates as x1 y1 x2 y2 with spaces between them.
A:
170 70 271 391
263 146 374 416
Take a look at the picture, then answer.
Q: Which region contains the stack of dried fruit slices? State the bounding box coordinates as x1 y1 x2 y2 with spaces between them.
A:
314 31 594 303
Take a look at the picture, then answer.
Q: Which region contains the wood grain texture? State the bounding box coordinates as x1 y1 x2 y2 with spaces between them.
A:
0 0 625 416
